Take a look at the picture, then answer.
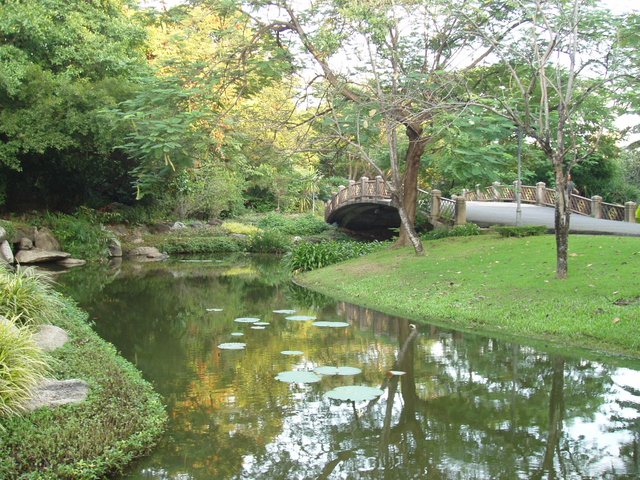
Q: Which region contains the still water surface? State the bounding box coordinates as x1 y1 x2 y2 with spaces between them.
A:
59 255 640 479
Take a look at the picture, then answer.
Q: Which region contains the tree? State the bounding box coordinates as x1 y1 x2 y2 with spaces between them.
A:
465 0 638 278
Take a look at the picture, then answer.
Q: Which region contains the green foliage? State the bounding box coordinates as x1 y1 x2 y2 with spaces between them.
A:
41 211 113 260
222 221 261 236
0 298 166 478
0 220 15 241
249 230 291 254
492 225 548 238
422 223 482 241
0 317 49 419
0 265 65 327
160 236 246 254
286 240 387 272
257 213 329 236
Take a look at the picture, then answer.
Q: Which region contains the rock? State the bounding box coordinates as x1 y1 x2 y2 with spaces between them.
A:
57 258 86 268
0 240 14 264
0 315 19 334
106 224 128 237
108 238 122 257
15 248 71 264
171 221 187 230
33 325 69 352
128 246 164 258
148 223 171 234
18 237 33 250
292 236 302 243
34 227 61 251
132 238 145 244
189 221 205 229
24 379 89 411
230 233 248 240
208 218 222 226
11 226 36 244
0 226 6 243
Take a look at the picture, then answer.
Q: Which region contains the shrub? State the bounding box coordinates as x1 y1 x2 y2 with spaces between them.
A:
492 225 548 238
221 221 261 236
422 223 482 241
249 230 291 254
0 317 49 418
160 236 246 254
257 213 329 236
0 266 65 327
285 240 387 272
41 211 114 260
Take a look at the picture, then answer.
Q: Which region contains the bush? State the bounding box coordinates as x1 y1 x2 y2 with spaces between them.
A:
257 213 329 236
221 221 261 236
160 236 246 254
492 225 548 238
41 211 114 260
422 223 482 241
285 240 387 272
249 230 291 254
0 266 65 327
0 317 49 419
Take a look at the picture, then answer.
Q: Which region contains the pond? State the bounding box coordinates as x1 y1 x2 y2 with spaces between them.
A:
58 254 640 479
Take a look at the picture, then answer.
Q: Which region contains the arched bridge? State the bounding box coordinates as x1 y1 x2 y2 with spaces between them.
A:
325 177 640 236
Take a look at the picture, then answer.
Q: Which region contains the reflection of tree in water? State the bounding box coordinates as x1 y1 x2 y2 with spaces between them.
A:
61 263 640 479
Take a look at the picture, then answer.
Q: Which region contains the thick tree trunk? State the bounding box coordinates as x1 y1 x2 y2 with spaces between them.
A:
396 125 427 248
554 169 570 279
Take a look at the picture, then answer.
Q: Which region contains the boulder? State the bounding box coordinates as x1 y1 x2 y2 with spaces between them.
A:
0 315 18 334
108 238 122 257
57 258 86 268
33 325 69 352
0 240 14 264
34 227 61 251
171 221 187 230
0 226 6 243
18 237 33 250
24 379 89 411
128 246 164 258
11 226 36 244
15 248 71 264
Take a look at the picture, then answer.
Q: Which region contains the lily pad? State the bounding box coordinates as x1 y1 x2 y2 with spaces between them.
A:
312 321 350 328
324 385 384 402
273 309 297 314
315 366 362 376
254 321 270 326
281 350 304 356
230 332 244 337
275 371 322 384
251 326 266 330
218 342 246 350
234 317 260 324
206 308 223 312
285 315 317 321
388 370 406 376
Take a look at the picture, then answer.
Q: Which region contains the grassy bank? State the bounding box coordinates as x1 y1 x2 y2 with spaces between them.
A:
0 297 166 478
298 234 640 358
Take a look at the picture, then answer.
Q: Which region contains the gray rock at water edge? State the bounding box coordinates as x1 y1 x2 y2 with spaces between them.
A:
15 248 71 264
57 258 87 268
108 237 122 257
128 246 166 258
24 379 90 411
33 324 69 352
34 227 61 251
0 226 6 243
0 240 14 264
18 237 33 250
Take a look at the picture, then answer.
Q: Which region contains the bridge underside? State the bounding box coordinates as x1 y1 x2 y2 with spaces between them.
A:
326 201 400 234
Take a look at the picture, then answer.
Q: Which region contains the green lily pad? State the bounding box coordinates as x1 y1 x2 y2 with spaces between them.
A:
273 309 297 314
254 321 270 326
234 317 260 323
315 366 362 376
206 308 223 312
275 371 322 384
230 332 244 337
218 342 246 350
312 321 350 328
281 350 304 356
285 315 317 321
324 385 384 402
251 325 266 330
389 370 406 376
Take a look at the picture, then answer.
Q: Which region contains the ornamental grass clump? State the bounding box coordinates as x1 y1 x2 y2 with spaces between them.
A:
0 317 49 418
286 240 387 272
0 265 65 327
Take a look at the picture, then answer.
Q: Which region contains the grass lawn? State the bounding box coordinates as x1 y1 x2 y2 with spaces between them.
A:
298 233 640 358
0 298 166 479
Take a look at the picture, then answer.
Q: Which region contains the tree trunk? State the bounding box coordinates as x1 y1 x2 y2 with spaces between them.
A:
396 125 427 247
554 168 570 279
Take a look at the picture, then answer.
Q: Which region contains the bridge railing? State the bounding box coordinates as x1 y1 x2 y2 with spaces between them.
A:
327 178 638 226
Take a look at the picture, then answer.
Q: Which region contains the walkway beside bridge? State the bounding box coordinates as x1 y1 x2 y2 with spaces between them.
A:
325 176 640 236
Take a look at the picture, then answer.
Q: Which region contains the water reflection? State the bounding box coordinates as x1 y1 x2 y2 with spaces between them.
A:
58 256 640 479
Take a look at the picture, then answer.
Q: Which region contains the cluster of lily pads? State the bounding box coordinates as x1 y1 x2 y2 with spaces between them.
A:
213 307 391 403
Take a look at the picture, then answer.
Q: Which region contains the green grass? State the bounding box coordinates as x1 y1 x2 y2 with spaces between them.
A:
298 234 640 357
0 298 166 478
